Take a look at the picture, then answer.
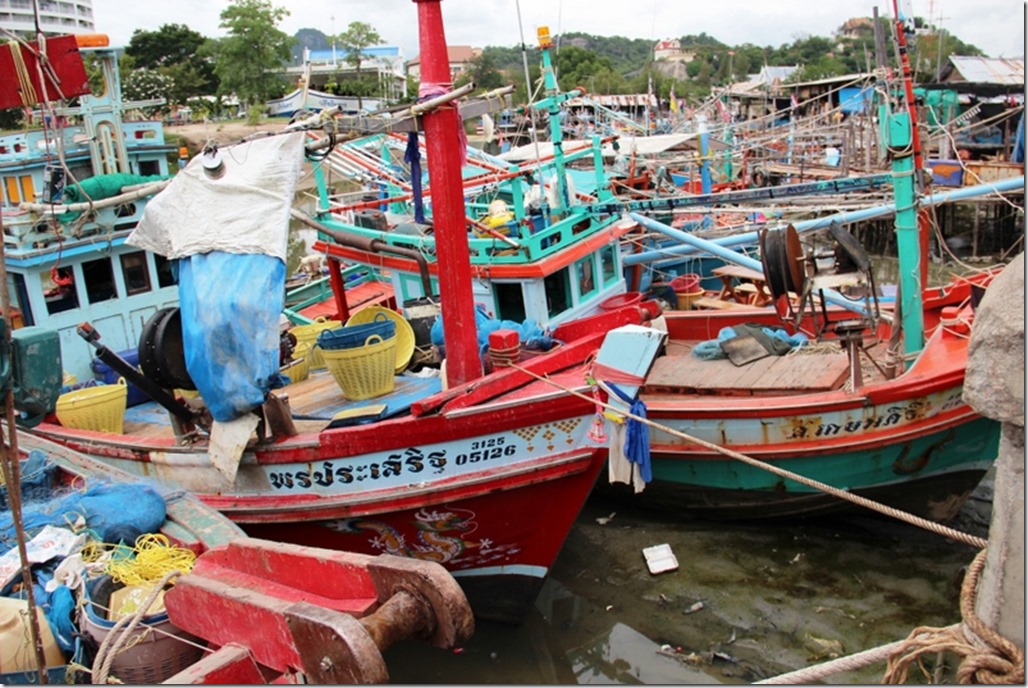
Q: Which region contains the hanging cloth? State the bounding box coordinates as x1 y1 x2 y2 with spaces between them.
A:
404 132 426 224
604 380 651 483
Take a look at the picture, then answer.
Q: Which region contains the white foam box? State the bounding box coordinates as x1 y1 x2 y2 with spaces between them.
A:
642 543 679 574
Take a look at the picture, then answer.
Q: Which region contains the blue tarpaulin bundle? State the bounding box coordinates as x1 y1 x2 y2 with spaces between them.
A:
0 481 166 550
178 252 285 422
430 303 553 355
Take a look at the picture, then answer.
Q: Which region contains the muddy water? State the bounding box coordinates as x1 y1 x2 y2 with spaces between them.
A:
384 474 993 684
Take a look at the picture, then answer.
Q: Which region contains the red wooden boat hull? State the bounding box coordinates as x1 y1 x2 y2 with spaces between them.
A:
30 316 648 623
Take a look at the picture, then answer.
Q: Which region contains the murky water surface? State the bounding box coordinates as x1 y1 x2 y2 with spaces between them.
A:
385 476 993 684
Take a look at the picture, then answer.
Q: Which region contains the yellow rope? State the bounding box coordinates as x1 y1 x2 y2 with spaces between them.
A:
9 41 37 107
106 533 196 585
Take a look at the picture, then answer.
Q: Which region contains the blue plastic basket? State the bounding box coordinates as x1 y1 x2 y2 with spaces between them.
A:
318 314 396 351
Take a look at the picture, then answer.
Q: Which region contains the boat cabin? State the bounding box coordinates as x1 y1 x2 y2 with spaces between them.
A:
0 45 178 384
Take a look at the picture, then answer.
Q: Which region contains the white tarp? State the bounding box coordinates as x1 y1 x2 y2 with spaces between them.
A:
128 131 305 262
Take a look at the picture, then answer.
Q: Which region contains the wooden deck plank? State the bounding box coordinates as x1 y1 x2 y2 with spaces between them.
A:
645 349 850 394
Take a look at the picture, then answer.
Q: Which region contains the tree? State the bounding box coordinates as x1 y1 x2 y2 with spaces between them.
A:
209 0 294 111
337 21 382 111
123 69 174 117
462 52 505 92
126 24 218 100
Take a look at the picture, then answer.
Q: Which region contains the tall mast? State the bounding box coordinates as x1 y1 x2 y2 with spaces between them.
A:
891 0 931 288
412 0 483 386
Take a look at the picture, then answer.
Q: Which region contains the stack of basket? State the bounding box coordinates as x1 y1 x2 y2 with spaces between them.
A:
289 317 341 370
317 314 397 400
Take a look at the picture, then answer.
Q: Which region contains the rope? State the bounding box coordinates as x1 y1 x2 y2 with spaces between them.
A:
507 361 988 550
8 40 37 107
92 569 183 685
755 631 955 684
883 548 1025 684
83 533 197 586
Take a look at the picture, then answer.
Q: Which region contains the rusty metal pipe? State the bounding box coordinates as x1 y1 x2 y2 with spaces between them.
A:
358 590 434 652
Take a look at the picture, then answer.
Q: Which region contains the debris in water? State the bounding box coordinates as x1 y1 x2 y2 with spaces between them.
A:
683 601 704 614
596 512 616 525
642 543 678 574
803 632 844 660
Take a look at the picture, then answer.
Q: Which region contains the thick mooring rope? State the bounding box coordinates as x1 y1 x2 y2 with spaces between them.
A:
509 362 987 549
882 548 1025 684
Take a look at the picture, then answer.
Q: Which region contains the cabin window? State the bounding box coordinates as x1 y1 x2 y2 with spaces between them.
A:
543 268 570 318
137 159 161 176
120 251 151 295
576 257 597 298
7 274 33 327
82 257 118 303
43 267 79 315
494 282 526 322
600 245 617 285
154 254 178 287
3 176 34 204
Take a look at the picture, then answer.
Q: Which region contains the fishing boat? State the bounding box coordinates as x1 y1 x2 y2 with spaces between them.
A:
587 19 1022 519
0 36 180 392
2 431 473 684
24 3 650 625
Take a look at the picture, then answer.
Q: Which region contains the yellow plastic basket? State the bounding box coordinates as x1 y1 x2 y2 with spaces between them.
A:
55 379 127 433
321 334 397 400
345 306 415 373
289 317 341 370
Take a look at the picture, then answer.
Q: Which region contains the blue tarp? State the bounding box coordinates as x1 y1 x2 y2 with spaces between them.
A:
178 252 285 422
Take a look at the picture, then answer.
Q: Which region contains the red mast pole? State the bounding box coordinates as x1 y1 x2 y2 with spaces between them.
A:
412 0 483 386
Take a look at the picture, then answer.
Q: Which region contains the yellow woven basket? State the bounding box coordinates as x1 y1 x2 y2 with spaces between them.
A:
321 334 397 400
289 317 341 370
55 379 127 433
345 306 415 373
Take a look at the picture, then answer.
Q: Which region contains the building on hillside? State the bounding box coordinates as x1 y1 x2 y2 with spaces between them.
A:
653 39 694 63
406 45 481 82
837 17 874 39
0 0 95 39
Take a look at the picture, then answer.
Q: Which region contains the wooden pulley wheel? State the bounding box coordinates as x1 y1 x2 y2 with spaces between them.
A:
759 225 805 299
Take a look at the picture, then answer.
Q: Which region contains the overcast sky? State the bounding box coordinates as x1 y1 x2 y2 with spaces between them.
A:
90 0 1025 62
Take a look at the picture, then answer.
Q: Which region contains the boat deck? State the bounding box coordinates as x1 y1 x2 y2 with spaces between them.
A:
123 368 443 439
642 338 888 397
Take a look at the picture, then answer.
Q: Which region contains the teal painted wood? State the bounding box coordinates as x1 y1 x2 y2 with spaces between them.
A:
650 415 998 493
594 324 666 409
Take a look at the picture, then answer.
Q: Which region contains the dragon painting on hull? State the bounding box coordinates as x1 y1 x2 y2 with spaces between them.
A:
332 508 522 567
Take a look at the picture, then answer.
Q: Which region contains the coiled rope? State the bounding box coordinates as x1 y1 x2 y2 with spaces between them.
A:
883 548 1025 684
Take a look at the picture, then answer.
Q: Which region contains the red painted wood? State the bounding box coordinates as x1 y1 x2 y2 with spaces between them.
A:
0 35 90 108
326 257 350 321
414 0 482 388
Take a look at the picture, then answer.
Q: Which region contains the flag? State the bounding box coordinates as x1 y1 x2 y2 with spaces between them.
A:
790 93 799 110
669 85 679 113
